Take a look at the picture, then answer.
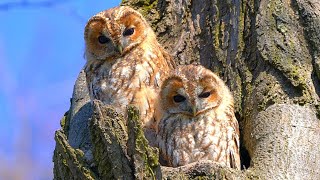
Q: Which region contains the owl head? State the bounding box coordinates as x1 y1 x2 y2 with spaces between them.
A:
84 6 152 61
158 65 233 118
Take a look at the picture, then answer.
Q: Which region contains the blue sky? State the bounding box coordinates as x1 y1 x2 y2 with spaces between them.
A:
0 0 121 179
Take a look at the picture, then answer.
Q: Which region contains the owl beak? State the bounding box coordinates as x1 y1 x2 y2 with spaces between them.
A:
116 44 123 54
187 106 197 117
192 106 197 116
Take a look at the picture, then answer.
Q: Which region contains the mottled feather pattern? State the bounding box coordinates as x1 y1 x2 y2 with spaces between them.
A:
84 6 175 144
156 65 240 169
85 43 172 126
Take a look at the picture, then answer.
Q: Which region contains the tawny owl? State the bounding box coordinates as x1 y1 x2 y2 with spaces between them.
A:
84 6 175 143
155 64 240 169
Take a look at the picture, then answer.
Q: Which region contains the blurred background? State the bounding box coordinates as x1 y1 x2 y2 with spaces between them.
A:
0 0 121 179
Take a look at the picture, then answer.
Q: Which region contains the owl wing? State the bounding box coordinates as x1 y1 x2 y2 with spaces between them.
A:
84 61 103 102
228 115 241 170
161 47 176 69
84 63 94 100
229 144 240 170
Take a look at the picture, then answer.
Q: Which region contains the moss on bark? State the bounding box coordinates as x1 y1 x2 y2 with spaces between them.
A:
53 130 97 180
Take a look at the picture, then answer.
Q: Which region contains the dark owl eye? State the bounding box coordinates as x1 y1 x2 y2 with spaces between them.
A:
123 28 135 36
98 35 110 44
198 91 211 98
173 95 186 103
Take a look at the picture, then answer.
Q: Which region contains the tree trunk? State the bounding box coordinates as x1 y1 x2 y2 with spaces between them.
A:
53 0 320 179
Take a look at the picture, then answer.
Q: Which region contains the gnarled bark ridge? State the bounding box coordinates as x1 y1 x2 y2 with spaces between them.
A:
53 0 320 179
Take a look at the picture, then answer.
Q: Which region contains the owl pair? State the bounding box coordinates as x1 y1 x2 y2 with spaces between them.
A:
84 6 240 169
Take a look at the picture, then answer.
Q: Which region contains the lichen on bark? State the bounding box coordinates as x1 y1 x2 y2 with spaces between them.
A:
126 106 161 179
53 130 97 180
89 100 132 179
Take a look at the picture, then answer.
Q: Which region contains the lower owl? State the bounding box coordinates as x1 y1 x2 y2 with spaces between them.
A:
155 64 240 169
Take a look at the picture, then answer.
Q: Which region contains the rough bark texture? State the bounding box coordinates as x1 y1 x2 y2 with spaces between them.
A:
53 0 320 179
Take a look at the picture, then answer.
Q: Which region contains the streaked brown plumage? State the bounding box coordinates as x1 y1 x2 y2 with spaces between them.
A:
155 64 240 169
84 6 175 143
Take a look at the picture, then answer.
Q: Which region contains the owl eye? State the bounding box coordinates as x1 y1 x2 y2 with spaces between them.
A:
198 91 211 98
98 35 110 44
173 94 186 103
123 28 135 36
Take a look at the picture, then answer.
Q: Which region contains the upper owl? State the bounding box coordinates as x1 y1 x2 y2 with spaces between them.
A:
84 6 175 146
84 6 155 61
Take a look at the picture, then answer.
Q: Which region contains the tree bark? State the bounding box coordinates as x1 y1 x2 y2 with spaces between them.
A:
53 0 320 179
